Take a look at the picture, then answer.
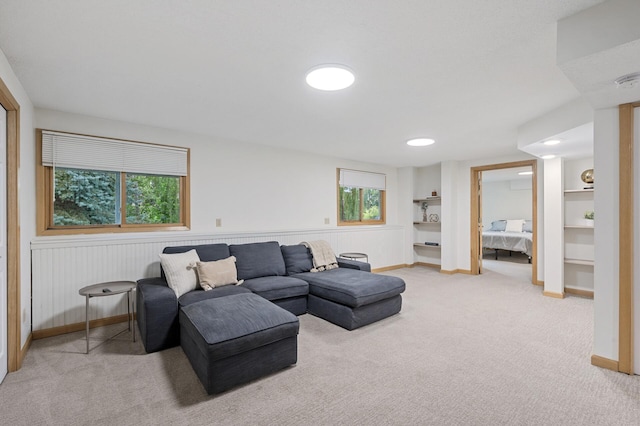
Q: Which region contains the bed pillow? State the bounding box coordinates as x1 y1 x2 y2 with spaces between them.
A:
505 219 525 232
523 220 533 233
159 249 200 297
489 220 507 231
195 256 243 290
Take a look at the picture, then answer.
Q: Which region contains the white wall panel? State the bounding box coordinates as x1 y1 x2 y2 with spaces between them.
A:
31 227 404 331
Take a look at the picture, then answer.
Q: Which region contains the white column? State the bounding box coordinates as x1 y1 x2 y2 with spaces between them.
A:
397 166 415 266
440 161 458 272
543 157 564 297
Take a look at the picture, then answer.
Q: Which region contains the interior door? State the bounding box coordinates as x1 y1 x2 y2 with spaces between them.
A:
0 105 7 383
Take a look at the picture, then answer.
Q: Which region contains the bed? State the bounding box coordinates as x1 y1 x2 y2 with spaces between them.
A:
482 219 533 261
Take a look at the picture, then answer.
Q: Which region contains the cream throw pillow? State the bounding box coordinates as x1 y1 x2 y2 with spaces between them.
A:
159 249 200 297
505 219 525 232
196 256 243 291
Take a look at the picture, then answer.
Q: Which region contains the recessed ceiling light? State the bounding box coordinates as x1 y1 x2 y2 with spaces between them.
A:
306 65 355 91
406 138 435 147
541 154 556 160
518 171 533 175
543 139 561 146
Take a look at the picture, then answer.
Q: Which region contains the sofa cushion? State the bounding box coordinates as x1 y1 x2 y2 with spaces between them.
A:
241 276 309 301
178 285 251 307
159 249 200 297
281 244 314 274
294 268 405 308
161 244 230 279
229 241 286 280
196 256 242 290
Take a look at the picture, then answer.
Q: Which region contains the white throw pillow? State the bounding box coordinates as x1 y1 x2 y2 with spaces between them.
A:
505 219 525 232
159 249 201 297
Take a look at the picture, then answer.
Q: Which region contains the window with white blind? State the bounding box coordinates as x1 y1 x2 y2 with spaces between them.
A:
337 168 386 225
36 129 190 235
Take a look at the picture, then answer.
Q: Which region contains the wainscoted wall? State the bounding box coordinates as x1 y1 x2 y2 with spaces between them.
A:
31 226 405 331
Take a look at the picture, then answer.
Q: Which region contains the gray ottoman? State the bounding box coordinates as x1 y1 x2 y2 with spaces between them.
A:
179 293 299 394
294 268 406 330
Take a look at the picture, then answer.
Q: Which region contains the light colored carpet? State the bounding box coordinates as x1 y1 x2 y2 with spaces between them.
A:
1 267 638 425
482 256 533 282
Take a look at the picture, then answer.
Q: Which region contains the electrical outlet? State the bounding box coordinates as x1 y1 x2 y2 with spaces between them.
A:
324 217 330 225
215 218 222 227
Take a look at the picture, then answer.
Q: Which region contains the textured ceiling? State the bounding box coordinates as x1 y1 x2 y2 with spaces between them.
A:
0 0 609 167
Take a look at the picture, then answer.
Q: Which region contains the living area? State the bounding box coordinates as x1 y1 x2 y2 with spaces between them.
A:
2 1 640 424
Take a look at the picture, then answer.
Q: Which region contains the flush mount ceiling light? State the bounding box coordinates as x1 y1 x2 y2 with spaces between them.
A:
305 65 355 91
543 139 561 146
541 154 556 160
406 138 435 147
615 72 640 89
518 171 533 176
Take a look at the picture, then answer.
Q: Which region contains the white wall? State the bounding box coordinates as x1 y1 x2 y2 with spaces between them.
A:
481 180 532 229
543 157 564 296
564 157 594 191
414 164 441 199
593 107 619 361
398 167 414 265
440 161 458 272
0 48 36 347
35 108 400 232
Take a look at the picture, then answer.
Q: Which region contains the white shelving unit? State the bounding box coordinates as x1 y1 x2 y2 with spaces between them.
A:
413 196 442 268
563 188 594 297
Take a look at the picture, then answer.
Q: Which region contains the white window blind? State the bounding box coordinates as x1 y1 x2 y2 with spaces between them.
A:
42 131 188 176
339 169 386 190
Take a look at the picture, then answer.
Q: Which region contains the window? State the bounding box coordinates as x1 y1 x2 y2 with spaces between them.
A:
337 168 386 225
37 130 190 235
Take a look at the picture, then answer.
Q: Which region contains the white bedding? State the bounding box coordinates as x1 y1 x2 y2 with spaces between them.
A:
482 230 533 257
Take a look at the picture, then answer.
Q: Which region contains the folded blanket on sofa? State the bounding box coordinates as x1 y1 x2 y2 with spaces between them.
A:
301 240 339 272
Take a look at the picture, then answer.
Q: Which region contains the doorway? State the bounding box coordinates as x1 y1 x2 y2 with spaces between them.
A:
470 160 538 285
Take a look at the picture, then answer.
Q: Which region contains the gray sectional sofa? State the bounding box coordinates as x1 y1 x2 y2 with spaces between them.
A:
136 241 405 393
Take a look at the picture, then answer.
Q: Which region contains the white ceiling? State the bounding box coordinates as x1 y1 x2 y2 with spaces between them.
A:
520 122 594 160
0 0 625 167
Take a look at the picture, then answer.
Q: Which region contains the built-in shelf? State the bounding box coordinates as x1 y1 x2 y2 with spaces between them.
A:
412 196 441 202
413 243 441 249
564 225 594 229
564 188 594 193
564 258 594 266
413 221 441 225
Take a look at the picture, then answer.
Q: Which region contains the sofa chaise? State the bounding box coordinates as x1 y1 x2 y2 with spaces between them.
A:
136 241 405 393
